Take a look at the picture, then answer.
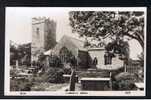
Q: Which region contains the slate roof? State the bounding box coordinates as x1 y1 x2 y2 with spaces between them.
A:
60 35 87 51
44 35 87 56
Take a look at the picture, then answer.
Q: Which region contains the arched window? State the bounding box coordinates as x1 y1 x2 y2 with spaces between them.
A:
59 47 72 63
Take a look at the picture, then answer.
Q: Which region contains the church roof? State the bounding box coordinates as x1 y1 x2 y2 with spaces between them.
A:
59 35 87 51
45 35 87 56
45 35 107 56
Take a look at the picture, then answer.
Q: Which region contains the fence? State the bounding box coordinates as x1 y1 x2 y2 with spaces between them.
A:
126 61 141 74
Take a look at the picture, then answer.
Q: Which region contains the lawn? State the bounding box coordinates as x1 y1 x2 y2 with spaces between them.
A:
31 82 69 91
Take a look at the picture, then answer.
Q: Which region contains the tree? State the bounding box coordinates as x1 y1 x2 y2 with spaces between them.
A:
69 11 144 49
105 39 129 60
10 41 31 66
17 43 31 65
10 42 18 65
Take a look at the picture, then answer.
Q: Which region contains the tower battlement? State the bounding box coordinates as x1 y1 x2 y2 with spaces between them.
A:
32 17 56 25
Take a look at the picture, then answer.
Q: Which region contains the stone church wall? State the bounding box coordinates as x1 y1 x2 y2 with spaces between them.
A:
88 48 105 66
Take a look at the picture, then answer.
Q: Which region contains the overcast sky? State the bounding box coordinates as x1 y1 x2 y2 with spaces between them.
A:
6 7 77 43
6 7 145 59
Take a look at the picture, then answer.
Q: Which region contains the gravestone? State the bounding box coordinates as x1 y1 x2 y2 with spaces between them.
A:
69 69 76 91
16 60 19 69
63 74 78 82
81 77 110 91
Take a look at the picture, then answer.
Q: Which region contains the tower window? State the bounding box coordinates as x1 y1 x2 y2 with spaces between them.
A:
36 28 39 35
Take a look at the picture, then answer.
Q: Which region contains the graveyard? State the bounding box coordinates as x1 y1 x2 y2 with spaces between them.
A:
10 51 143 91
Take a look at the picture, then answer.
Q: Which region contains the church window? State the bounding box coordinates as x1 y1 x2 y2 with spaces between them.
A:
59 47 72 63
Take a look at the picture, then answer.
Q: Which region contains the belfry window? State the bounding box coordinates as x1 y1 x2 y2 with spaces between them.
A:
36 28 39 35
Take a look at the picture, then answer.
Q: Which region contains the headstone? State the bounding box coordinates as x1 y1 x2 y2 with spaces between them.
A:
81 78 110 91
69 69 76 91
63 74 78 82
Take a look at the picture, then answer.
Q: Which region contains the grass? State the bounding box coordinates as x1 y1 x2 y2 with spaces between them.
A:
31 82 69 91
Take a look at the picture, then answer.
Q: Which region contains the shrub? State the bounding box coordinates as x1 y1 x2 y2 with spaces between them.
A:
63 64 72 75
40 68 65 83
20 83 32 91
10 78 33 91
112 72 136 90
10 68 19 78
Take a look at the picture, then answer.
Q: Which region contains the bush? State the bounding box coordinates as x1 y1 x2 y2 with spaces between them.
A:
20 83 32 91
63 64 72 75
40 68 65 83
112 72 136 90
10 79 20 91
10 68 19 78
10 78 33 91
63 68 71 75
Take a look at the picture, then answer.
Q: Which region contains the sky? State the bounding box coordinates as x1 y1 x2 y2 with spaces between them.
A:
6 7 76 43
6 7 145 60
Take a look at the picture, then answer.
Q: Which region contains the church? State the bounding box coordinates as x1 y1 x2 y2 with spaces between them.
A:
44 35 124 70
31 17 124 70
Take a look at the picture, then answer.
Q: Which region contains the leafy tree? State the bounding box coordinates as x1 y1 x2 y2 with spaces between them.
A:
10 41 31 65
69 11 144 49
105 39 129 60
10 42 18 65
17 43 31 65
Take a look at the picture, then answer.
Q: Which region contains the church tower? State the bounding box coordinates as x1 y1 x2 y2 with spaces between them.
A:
31 17 56 61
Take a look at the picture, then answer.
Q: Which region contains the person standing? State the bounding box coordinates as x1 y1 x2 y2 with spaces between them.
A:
93 57 98 67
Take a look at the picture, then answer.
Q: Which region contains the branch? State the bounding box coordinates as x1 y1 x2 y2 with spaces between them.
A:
124 32 138 40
